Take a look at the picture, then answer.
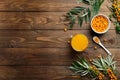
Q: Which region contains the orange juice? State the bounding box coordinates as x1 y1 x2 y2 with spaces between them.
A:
71 34 88 52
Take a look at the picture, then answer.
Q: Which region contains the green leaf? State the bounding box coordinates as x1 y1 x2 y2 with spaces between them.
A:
69 16 76 29
71 62 80 69
91 0 104 15
111 61 116 66
69 66 79 71
84 14 88 23
87 8 91 20
116 26 120 33
70 7 85 14
92 62 101 68
81 70 89 76
69 57 93 77
81 11 88 17
78 0 90 4
100 57 105 66
97 68 104 71
76 61 87 68
92 59 101 67
78 16 83 27
112 64 116 70
92 55 117 72
66 0 104 28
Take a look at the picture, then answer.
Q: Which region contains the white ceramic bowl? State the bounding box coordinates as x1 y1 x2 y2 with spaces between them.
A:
91 14 110 34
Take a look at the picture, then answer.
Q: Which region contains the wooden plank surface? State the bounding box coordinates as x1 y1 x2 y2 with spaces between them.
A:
0 30 117 48
0 0 119 80
0 66 119 80
0 66 99 80
0 48 119 66
0 12 115 30
0 0 109 12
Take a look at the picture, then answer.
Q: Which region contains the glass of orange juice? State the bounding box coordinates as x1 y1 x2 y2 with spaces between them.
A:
71 34 89 52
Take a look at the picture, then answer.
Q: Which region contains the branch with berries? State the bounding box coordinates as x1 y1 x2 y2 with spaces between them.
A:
108 0 120 33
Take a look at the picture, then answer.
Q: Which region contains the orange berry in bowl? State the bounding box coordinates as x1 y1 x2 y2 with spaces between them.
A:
91 14 110 34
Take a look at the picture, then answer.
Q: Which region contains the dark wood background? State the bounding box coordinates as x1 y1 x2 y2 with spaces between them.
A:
0 0 119 80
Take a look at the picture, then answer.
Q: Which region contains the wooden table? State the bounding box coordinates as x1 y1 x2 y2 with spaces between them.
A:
0 0 119 80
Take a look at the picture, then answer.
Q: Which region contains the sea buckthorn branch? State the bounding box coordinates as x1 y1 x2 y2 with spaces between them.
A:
109 0 120 33
66 7 91 28
66 0 104 29
107 68 117 80
69 55 118 80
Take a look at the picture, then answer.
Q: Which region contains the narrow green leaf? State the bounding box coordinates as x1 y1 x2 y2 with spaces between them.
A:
87 8 91 20
116 26 120 33
92 59 101 66
76 61 87 68
111 61 116 66
84 14 88 23
69 16 76 28
75 70 84 73
78 16 83 27
66 0 104 28
81 70 89 76
81 12 88 17
69 66 79 71
83 62 89 68
97 68 104 71
71 62 80 69
112 64 116 70
79 0 90 4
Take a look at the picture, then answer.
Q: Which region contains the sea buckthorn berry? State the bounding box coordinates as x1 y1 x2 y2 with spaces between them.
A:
64 28 67 32
92 15 109 33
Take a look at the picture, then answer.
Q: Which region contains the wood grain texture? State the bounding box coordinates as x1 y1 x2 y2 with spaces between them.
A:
0 0 109 12
0 30 117 48
0 12 115 30
0 66 119 80
0 0 119 80
0 48 120 66
0 66 96 80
